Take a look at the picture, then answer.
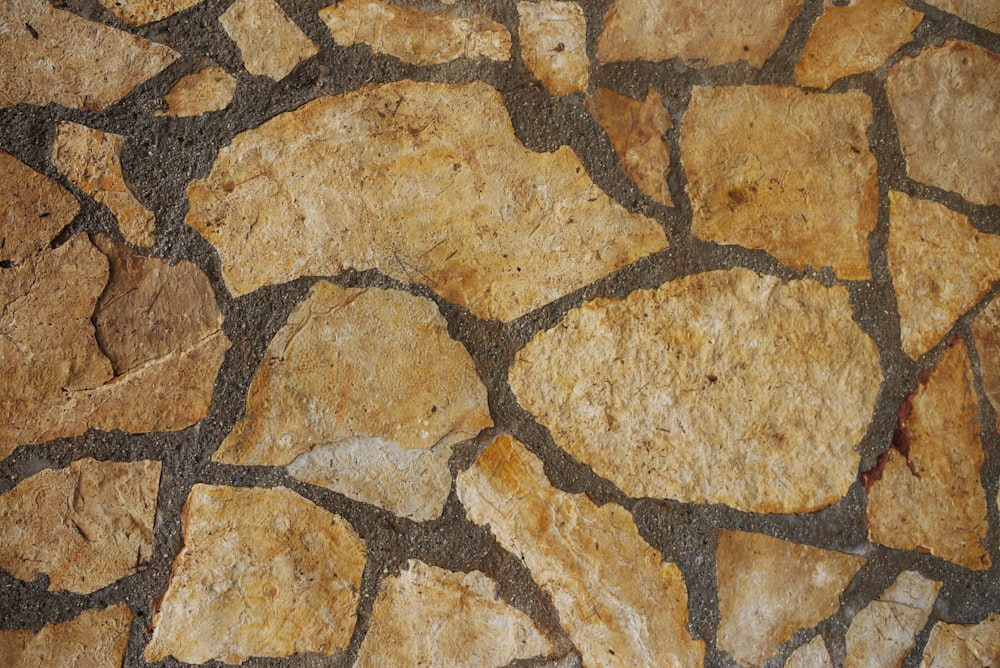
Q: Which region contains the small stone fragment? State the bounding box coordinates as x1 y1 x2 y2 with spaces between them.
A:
888 190 1000 359
0 149 79 265
52 122 155 247
0 604 133 668
796 0 923 90
457 435 706 668
866 339 991 570
682 86 878 279
972 296 1000 428
157 65 237 117
319 0 511 65
585 87 673 206
355 559 553 667
784 636 833 668
920 614 1000 668
0 459 160 594
220 0 318 81
145 485 365 665
887 40 1000 207
717 530 865 667
0 0 178 110
923 0 1000 33
96 0 202 25
517 1 589 96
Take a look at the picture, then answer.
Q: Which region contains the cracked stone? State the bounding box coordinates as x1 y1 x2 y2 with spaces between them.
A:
457 435 705 668
972 296 1000 430
157 65 237 117
96 0 203 26
517 1 589 96
682 85 878 280
0 604 133 668
923 1 1000 33
0 149 79 265
509 267 881 513
186 79 666 321
784 636 833 668
220 0 318 81
920 614 1000 668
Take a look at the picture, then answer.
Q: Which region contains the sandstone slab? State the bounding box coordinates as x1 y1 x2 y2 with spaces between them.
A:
923 0 1000 32
921 614 1000 668
972 296 1000 428
785 636 833 668
220 0 318 81
96 0 202 25
517 1 589 96
0 149 79 265
158 65 237 117
0 604 132 668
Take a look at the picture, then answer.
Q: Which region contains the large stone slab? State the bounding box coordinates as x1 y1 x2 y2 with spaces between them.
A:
96 0 202 25
920 614 1000 667
220 0 318 81
923 1 1000 34
0 604 133 668
158 66 237 117
972 295 1000 429
517 1 589 96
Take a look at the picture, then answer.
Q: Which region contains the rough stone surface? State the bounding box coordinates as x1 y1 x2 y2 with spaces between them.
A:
972 296 1000 428
157 65 237 117
682 85 878 280
0 604 133 668
96 0 202 26
517 1 589 96
457 435 705 668
186 79 666 320
0 459 160 594
509 267 882 513
145 484 365 665
219 0 318 81
784 636 834 668
717 530 866 667
920 614 1000 668
923 1 1000 33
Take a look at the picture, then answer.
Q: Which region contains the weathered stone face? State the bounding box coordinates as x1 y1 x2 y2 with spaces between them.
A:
158 66 237 117
0 605 133 668
219 0 318 81
95 0 203 26
920 614 1000 667
972 296 1000 429
784 636 833 668
517 1 589 96
923 0 1000 35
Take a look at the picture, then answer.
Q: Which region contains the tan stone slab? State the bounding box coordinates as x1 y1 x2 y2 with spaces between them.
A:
220 0 318 81
186 80 666 320
356 559 553 667
586 87 673 207
972 295 1000 429
0 149 79 265
96 0 202 25
157 65 237 117
682 85 878 280
457 435 705 668
784 636 833 668
887 40 1000 207
146 484 365 664
920 614 1000 668
517 1 589 96
866 339 991 570
509 267 881 513
0 604 133 668
0 0 178 110
888 191 1000 359
923 0 1000 33
319 0 511 66
0 459 159 594
597 0 805 67
796 0 922 90
717 530 865 667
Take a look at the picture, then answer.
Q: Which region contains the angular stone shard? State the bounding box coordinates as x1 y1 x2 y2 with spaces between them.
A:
972 296 1000 428
220 0 318 81
517 1 589 96
0 604 133 668
866 339 991 570
158 65 237 117
888 190 1000 359
920 614 1000 668
784 636 833 668
796 0 923 90
887 40 1000 207
509 268 881 513
457 435 706 668
355 559 553 667
0 459 160 594
597 0 805 67
146 484 365 665
0 0 178 110
682 86 878 280
923 0 1000 32
0 149 79 265
96 0 202 25
319 0 511 66
717 530 865 667
186 80 666 321
585 87 673 207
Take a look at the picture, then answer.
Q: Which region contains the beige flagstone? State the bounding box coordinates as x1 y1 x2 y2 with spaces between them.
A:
923 0 1000 33
158 66 237 117
220 0 318 81
972 296 1000 428
784 636 833 668
96 0 203 25
517 1 589 96
0 604 133 668
920 614 1000 668
0 149 79 265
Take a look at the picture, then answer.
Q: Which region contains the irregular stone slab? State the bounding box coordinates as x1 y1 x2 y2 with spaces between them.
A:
517 1 589 96
146 484 365 665
921 614 1000 668
509 268 881 513
0 0 178 110
597 0 805 67
844 571 941 668
887 40 1000 207
866 340 991 570
186 80 666 320
796 0 923 90
319 0 511 66
924 0 1000 33
356 559 553 667
457 435 705 668
158 65 237 117
888 190 1000 359
0 149 79 265
585 87 673 207
682 86 878 280
52 122 155 247
0 459 160 594
220 0 318 81
96 0 202 25
784 636 833 668
717 530 865 667
0 604 133 668
972 296 1000 429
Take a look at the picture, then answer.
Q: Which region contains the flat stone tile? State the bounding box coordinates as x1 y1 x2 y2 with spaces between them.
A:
517 1 589 96
972 295 1000 429
784 636 833 668
0 604 133 668
96 0 203 26
923 0 1000 33
220 0 318 81
920 614 1000 667
157 65 237 117
0 149 79 265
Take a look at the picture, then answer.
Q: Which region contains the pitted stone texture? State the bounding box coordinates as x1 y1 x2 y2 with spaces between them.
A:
186 80 666 321
682 86 878 280
784 636 833 668
796 0 923 90
517 1 589 96
220 0 318 81
96 0 202 25
158 66 237 117
0 0 178 110
0 459 159 594
887 40 1000 207
972 296 1000 429
0 604 133 668
319 0 511 66
0 149 79 265
457 435 705 668
146 485 365 665
597 0 805 67
867 340 991 570
888 190 1000 359
717 530 865 668
509 268 881 513
924 0 1000 33
920 614 1000 667
355 559 553 667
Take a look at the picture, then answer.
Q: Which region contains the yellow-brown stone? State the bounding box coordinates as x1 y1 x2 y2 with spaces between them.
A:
96 0 203 26
0 604 133 668
920 614 1000 668
972 296 1000 429
517 1 589 96
923 0 1000 33
158 65 237 117
784 636 833 668
0 149 79 265
220 0 318 81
